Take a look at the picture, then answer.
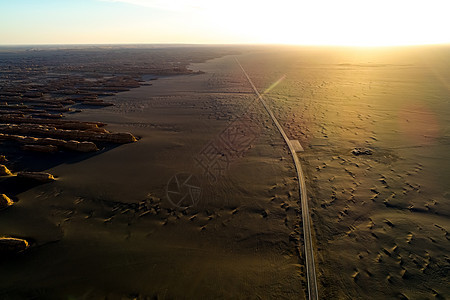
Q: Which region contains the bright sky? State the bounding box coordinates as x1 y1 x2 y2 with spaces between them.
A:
0 0 449 46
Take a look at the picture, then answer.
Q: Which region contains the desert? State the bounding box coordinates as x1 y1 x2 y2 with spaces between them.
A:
0 44 449 299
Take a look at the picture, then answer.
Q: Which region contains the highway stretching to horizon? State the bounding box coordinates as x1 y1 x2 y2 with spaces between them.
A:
236 58 319 300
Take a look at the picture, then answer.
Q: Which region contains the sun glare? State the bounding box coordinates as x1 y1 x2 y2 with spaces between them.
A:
1 0 449 45
199 0 449 46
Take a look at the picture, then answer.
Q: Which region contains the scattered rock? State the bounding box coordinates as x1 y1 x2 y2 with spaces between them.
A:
0 237 29 254
400 268 411 279
351 271 360 281
17 171 56 183
351 148 373 156
0 194 13 210
384 219 395 227
0 155 6 163
0 164 13 176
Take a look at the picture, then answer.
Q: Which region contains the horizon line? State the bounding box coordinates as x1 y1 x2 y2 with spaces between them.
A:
1 42 450 48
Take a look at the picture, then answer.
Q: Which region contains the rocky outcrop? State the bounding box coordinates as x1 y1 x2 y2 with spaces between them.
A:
17 171 56 183
0 194 13 210
0 155 6 163
0 165 12 176
22 144 58 153
0 104 28 110
351 148 373 156
83 101 114 107
0 133 99 152
0 115 106 130
65 140 99 152
0 237 29 254
0 124 137 143
33 113 63 119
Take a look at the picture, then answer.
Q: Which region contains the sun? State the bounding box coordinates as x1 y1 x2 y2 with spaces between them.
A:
201 0 450 46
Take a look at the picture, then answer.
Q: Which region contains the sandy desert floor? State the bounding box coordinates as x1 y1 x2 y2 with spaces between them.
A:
1 48 305 299
236 46 450 299
1 45 449 299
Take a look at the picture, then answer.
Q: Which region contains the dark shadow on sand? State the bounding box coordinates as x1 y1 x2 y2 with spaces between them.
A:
0 141 121 197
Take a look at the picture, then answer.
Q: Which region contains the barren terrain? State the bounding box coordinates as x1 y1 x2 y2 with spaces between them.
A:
1 45 449 299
